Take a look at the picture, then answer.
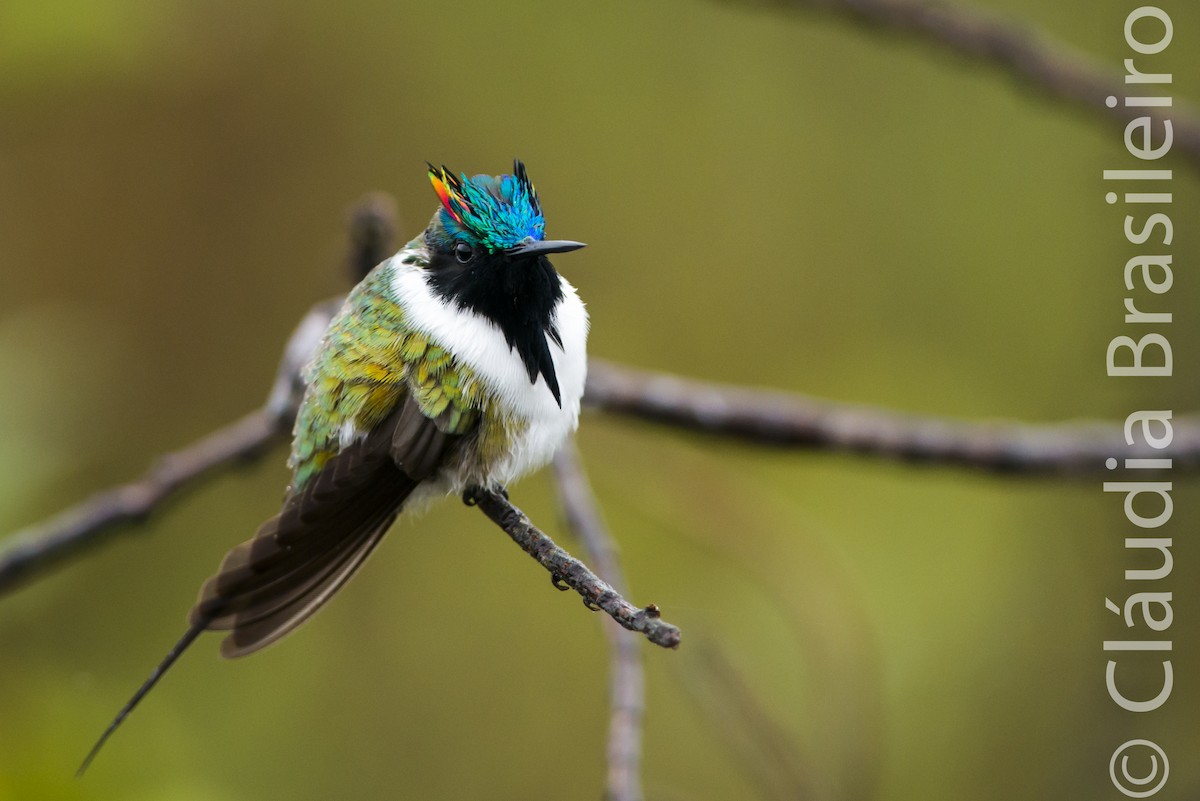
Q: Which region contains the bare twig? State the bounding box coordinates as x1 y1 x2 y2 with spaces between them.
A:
5 351 1195 594
584 360 1200 475
749 0 1200 167
0 410 287 595
552 441 645 801
5 349 1194 595
464 486 681 650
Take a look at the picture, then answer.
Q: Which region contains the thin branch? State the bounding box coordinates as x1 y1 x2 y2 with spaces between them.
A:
0 410 287 595
6 353 1194 595
752 0 1200 167
6 354 1195 594
552 440 646 801
464 486 681 650
584 360 1200 475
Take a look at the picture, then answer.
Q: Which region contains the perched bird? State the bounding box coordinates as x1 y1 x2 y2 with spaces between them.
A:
80 159 588 772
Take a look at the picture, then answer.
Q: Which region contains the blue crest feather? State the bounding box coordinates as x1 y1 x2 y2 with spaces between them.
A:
427 159 545 252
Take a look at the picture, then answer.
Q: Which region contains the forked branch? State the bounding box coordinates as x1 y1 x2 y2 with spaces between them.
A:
464 485 681 651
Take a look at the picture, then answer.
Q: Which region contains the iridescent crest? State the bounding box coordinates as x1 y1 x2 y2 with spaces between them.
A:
427 160 546 252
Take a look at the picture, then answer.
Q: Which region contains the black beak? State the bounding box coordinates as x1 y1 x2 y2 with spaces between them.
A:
505 239 587 258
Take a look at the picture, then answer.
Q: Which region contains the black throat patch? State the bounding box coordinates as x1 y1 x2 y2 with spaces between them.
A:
427 249 565 406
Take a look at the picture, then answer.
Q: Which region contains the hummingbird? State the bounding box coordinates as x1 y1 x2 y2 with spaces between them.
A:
80 159 588 772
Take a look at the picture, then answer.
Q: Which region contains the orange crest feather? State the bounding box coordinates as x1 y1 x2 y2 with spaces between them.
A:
427 164 468 226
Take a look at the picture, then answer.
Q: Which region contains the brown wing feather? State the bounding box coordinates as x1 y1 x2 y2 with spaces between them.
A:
77 395 465 774
188 394 461 657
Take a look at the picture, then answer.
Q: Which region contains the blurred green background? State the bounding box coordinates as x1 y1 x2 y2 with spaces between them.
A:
1 0 1197 799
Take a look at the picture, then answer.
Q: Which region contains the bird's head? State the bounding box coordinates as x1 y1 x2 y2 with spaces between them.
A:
424 159 585 270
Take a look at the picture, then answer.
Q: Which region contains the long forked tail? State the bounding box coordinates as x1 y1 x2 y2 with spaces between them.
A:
76 617 210 777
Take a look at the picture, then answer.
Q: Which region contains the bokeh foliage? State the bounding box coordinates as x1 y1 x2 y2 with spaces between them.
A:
1 0 1197 799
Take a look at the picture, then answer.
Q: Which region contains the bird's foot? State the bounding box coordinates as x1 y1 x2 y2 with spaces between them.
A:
462 484 507 506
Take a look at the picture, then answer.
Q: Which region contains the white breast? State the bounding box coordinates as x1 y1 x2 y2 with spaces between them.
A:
389 255 589 485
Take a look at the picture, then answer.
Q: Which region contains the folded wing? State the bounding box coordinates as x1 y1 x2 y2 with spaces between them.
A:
190 393 461 657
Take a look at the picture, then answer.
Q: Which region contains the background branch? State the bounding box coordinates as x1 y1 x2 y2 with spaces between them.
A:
584 360 1200 475
752 0 1200 167
0 410 286 595
5 302 1196 594
553 440 646 801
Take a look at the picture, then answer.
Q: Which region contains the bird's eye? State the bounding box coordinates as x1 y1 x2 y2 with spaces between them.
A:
454 242 474 264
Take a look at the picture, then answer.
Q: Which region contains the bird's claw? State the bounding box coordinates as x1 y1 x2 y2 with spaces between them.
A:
550 573 570 591
463 484 505 506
